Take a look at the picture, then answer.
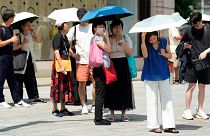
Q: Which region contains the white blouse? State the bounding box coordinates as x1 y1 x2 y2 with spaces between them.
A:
110 35 133 58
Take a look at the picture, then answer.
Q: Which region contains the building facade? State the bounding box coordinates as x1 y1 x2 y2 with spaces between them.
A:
0 0 175 61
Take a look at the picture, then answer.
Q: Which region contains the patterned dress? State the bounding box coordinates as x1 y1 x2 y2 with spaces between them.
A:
50 32 74 103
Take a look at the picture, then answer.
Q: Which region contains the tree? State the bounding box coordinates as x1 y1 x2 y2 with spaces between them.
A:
175 0 199 19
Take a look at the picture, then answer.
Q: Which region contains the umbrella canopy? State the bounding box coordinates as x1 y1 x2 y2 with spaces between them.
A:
80 6 133 22
12 12 39 29
48 8 79 23
129 15 187 33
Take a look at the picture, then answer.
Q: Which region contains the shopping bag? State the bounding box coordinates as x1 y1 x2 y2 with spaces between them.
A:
103 61 117 84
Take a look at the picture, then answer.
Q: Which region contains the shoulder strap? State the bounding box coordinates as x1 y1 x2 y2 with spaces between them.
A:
74 25 76 40
18 33 22 44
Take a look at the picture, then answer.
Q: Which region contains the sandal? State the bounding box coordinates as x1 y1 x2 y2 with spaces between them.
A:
174 80 179 85
164 128 179 133
34 98 47 103
108 114 115 122
151 128 162 133
121 114 129 122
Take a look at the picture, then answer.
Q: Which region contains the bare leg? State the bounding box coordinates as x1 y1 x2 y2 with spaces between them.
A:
122 110 126 115
174 67 179 82
53 102 58 111
110 109 114 115
60 102 66 110
78 81 87 106
185 83 196 110
198 84 205 111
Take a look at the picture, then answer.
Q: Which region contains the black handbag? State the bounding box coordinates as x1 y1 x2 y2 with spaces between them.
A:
13 49 27 71
192 57 210 71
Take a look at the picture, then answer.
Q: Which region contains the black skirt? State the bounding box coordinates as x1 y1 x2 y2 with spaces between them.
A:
104 57 135 110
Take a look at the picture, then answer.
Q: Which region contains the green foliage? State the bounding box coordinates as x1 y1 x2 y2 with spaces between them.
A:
175 0 199 19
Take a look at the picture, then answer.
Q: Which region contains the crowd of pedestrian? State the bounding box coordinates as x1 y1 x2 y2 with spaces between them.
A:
1 7 210 134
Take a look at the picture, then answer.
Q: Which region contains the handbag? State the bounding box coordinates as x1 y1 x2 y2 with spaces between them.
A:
192 57 210 71
55 36 72 73
89 36 103 67
103 61 117 84
55 60 72 72
122 35 138 78
13 49 27 71
127 55 137 78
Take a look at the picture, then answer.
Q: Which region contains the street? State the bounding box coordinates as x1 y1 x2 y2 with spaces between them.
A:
0 80 210 136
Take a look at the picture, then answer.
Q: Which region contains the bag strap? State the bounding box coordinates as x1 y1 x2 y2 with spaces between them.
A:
123 35 128 45
73 25 76 40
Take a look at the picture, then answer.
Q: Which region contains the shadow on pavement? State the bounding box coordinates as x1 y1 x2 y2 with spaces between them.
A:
104 114 147 122
176 124 202 130
0 119 93 132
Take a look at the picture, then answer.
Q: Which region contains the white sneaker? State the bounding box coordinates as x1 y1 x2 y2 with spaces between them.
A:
15 100 31 108
81 105 88 114
90 105 95 113
182 110 194 120
195 109 209 120
0 102 12 109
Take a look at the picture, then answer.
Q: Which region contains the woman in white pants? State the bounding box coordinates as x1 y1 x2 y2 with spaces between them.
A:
141 31 179 133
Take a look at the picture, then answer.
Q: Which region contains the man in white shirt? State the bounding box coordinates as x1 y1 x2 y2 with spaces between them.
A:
67 8 94 114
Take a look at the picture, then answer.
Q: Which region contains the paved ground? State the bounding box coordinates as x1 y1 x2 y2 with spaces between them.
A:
1 79 210 136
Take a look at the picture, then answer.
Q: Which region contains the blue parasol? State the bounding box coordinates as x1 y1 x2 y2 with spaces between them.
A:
80 6 133 22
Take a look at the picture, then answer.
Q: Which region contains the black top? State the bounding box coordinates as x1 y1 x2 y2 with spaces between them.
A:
0 26 14 56
52 32 70 59
181 25 210 60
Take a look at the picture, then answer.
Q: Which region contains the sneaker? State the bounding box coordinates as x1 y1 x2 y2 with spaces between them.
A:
52 110 63 117
182 110 194 120
60 109 74 116
95 119 111 125
90 105 95 113
15 100 31 108
195 109 209 120
81 105 88 114
0 102 12 109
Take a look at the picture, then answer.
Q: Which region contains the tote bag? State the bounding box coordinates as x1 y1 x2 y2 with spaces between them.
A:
89 36 103 67
127 55 137 78
13 49 27 71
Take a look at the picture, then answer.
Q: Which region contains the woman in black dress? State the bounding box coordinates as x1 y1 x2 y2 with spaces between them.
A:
104 19 135 122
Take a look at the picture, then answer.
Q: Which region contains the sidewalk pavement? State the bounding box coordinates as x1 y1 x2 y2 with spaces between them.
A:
1 73 210 136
